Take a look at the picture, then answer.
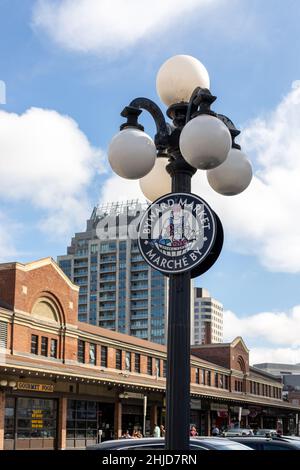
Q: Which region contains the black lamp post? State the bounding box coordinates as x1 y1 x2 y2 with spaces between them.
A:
108 55 252 450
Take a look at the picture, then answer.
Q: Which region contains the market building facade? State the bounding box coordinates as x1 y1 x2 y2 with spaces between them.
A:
0 258 299 450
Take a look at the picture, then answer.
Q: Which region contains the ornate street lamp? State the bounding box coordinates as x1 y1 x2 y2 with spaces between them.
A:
108 54 252 450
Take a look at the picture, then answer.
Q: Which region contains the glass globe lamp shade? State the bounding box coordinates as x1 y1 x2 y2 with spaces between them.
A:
179 114 232 170
139 157 171 201
207 148 253 195
156 55 210 106
108 128 156 179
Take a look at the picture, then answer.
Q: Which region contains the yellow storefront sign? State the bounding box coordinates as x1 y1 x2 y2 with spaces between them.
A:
17 382 54 393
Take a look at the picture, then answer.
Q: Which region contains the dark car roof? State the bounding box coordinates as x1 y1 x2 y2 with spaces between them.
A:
230 437 300 450
87 437 251 451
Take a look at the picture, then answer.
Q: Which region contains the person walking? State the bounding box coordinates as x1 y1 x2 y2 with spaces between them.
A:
190 425 198 436
153 424 161 437
160 425 165 437
212 425 220 436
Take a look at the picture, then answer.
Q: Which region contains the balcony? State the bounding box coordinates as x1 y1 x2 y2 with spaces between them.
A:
74 269 88 276
100 293 116 300
131 255 143 262
131 283 148 289
99 314 115 321
74 259 88 266
131 264 148 272
99 286 116 292
100 265 116 273
131 313 148 320
100 275 116 282
131 303 148 309
100 256 117 263
130 324 148 330
74 278 88 286
100 305 116 311
131 274 148 281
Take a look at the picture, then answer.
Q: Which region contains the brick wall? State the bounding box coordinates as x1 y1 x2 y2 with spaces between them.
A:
0 267 16 309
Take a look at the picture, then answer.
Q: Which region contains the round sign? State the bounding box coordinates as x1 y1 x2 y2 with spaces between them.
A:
190 209 223 278
138 192 217 275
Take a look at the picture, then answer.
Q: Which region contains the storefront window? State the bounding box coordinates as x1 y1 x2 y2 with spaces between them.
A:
4 397 57 442
67 400 114 445
4 397 15 439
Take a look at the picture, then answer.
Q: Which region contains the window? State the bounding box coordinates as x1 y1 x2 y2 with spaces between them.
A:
195 368 200 384
89 343 96 365
101 346 108 368
214 373 219 388
125 352 131 371
155 359 160 377
163 360 167 378
202 369 206 385
219 374 223 388
78 340 85 363
147 356 153 375
31 335 38 355
207 371 211 386
224 375 229 389
116 349 122 370
50 339 57 358
235 380 243 392
41 337 48 356
134 353 141 373
9 397 57 440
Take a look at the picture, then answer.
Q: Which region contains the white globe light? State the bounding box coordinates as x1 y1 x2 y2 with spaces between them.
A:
179 114 232 170
139 157 171 201
156 55 210 106
207 148 253 196
108 128 156 179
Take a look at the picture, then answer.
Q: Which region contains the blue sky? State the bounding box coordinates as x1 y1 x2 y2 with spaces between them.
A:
0 0 300 363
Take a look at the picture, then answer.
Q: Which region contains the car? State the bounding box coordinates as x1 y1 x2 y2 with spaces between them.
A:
229 436 300 450
86 436 252 451
222 427 254 437
273 435 300 442
253 429 278 437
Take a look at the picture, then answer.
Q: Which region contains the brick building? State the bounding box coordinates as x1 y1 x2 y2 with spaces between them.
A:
0 258 299 450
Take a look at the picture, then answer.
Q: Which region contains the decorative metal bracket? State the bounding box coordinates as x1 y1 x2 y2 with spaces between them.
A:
216 113 241 149
186 87 217 123
120 97 170 151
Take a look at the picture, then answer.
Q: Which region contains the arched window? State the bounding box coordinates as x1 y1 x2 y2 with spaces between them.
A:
32 298 60 323
237 355 246 374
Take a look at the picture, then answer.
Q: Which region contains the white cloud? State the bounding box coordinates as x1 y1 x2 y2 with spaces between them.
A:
224 306 300 347
250 347 300 366
0 107 103 238
101 81 300 273
223 307 300 365
0 212 19 262
197 81 300 273
100 174 143 204
32 0 217 55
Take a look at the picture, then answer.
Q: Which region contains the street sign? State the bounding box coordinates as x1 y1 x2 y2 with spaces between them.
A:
138 192 217 275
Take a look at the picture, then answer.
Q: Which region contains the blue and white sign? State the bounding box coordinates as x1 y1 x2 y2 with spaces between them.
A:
138 192 217 275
